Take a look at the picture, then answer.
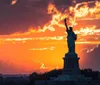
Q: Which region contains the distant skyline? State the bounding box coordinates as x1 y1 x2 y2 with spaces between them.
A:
0 0 100 74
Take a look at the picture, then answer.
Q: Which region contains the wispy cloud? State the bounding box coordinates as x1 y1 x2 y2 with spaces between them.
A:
29 47 55 51
80 44 99 53
11 0 17 5
34 60 48 69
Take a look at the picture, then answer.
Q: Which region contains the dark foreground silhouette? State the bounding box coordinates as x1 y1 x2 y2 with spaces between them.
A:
0 68 100 85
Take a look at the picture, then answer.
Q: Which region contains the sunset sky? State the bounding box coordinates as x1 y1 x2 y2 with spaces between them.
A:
0 0 100 74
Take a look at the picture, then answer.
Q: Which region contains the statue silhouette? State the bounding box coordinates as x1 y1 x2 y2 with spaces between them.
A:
64 18 77 54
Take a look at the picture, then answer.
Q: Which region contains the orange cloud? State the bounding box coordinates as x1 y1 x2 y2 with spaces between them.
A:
11 0 17 5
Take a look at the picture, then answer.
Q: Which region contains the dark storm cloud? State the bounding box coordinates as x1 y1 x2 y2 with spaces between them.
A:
0 0 52 34
0 0 73 34
80 44 100 71
76 0 97 3
54 0 72 6
0 0 99 34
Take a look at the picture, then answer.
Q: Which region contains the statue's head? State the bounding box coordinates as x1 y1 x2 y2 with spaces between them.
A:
69 27 73 31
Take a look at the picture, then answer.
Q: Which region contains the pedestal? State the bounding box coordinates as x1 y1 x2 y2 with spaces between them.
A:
52 53 91 81
62 53 80 75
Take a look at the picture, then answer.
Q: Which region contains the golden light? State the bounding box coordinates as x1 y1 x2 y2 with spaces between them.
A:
0 1 100 73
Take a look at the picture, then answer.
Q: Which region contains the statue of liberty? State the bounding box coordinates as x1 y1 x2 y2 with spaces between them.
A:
64 18 77 54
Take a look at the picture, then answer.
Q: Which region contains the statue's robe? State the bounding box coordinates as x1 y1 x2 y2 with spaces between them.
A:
67 30 76 53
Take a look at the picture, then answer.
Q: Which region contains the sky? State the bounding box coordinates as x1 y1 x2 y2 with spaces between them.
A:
0 0 100 74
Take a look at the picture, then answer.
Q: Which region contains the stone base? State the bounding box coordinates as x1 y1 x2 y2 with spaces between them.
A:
35 80 90 85
35 74 92 85
62 53 80 75
53 75 91 81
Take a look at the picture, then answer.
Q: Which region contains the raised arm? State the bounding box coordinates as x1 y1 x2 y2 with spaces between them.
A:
64 18 69 32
